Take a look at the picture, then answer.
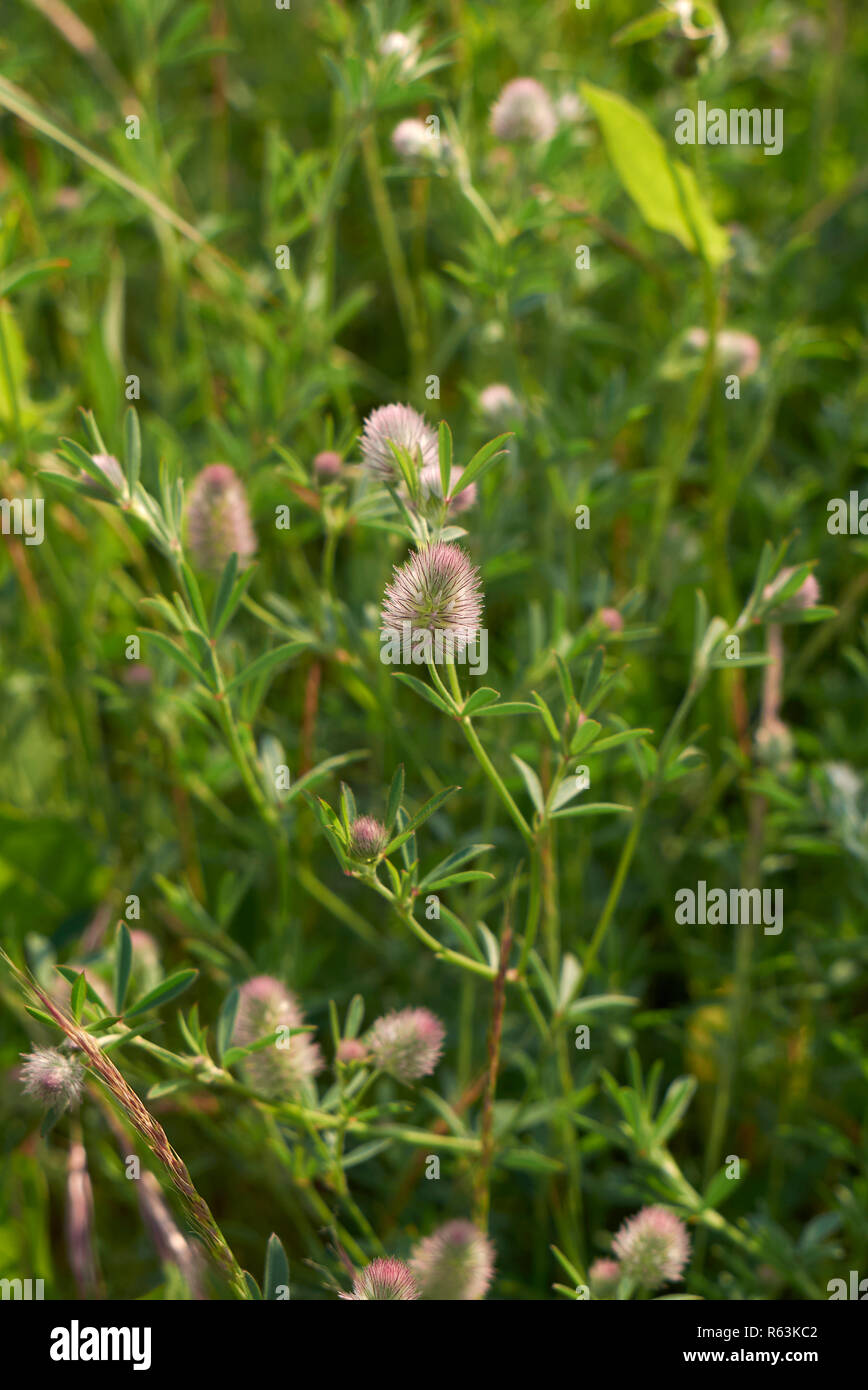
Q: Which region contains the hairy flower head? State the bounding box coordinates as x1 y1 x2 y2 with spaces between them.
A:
340 1257 418 1300
418 464 477 517
360 404 438 483
392 119 436 163
588 1257 621 1298
686 327 761 378
478 383 521 426
313 451 342 481
410 1220 495 1300
612 1206 690 1290
186 464 256 572
20 1046 85 1113
366 1007 445 1082
762 565 820 614
380 543 483 653
490 78 557 144
232 976 322 1097
348 815 388 861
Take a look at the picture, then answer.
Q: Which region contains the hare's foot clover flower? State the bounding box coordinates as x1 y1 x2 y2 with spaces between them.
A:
336 1038 368 1064
418 463 477 518
313 450 342 481
478 383 521 427
490 78 557 144
381 542 483 656
761 564 820 615
366 1007 445 1082
186 463 256 572
588 1257 621 1299
232 976 322 1098
340 1257 419 1300
359 403 438 484
20 1046 85 1114
348 815 388 861
410 1220 495 1300
612 1206 691 1291
392 119 436 164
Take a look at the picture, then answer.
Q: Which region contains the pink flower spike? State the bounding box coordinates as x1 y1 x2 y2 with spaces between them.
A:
339 1257 419 1300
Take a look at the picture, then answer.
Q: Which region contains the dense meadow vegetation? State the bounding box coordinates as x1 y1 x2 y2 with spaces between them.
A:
1 0 866 1302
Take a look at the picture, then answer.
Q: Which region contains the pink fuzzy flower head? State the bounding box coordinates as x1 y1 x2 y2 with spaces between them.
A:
686 327 761 379
418 464 477 517
392 119 435 163
340 1257 419 1301
186 464 256 573
232 976 322 1097
19 1046 85 1113
762 565 820 615
367 1007 445 1082
597 607 624 633
82 452 126 495
348 815 388 861
313 451 343 481
589 1257 621 1298
410 1220 495 1300
336 1038 368 1064
612 1206 691 1290
380 543 484 654
479 383 521 426
490 79 557 144
360 403 438 484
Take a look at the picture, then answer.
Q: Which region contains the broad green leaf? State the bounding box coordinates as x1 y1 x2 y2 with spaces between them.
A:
224 641 306 694
463 686 501 715
263 1233 290 1300
511 754 544 816
451 433 511 495
438 419 453 501
386 764 404 829
216 986 240 1064
392 671 454 715
115 922 132 1013
581 82 730 266
125 969 198 1019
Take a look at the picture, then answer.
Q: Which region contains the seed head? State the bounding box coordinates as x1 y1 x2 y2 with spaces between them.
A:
232 976 322 1097
186 464 256 572
359 403 439 484
410 1220 495 1300
380 543 483 653
20 1046 85 1113
612 1206 690 1290
490 79 557 144
366 1007 445 1082
348 815 388 861
339 1257 419 1301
